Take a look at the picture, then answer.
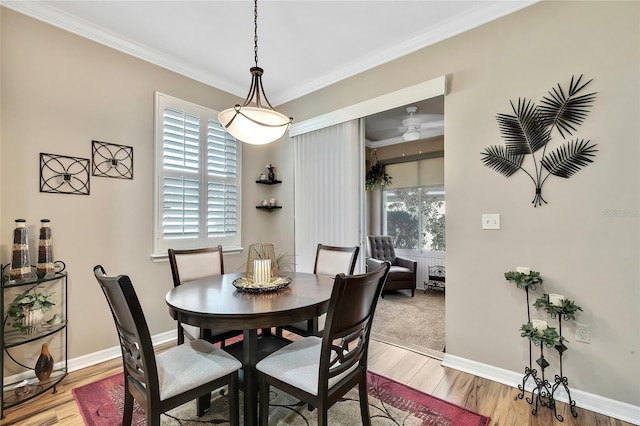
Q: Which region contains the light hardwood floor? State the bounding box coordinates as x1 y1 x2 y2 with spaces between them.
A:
1 337 633 425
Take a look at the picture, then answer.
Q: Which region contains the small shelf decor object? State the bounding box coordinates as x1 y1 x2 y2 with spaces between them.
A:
7 286 56 334
504 267 581 421
91 140 133 179
266 164 276 181
481 75 598 207
37 219 55 279
10 219 32 281
34 343 54 382
40 153 90 195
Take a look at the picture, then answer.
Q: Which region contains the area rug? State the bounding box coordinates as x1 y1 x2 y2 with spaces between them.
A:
371 290 446 357
73 371 489 425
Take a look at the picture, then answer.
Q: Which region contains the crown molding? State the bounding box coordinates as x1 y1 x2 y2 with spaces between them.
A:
3 0 538 105
1 0 246 98
272 0 539 105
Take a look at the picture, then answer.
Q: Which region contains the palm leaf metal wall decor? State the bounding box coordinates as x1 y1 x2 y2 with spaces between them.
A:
481 75 598 207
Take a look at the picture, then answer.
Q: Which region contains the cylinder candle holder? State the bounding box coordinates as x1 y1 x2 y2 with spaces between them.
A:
10 219 32 281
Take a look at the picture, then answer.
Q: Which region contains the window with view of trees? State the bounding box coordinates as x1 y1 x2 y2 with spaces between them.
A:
383 186 445 252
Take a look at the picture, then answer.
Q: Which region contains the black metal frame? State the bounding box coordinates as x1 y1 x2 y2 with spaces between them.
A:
91 140 133 179
39 153 90 195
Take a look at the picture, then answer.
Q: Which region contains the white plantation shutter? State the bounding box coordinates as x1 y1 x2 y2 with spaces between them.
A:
207 121 238 238
154 93 241 255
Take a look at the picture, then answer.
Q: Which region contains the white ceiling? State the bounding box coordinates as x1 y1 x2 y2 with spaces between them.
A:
4 1 536 145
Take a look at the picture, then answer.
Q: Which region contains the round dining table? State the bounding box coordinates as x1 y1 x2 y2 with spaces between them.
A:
165 271 335 424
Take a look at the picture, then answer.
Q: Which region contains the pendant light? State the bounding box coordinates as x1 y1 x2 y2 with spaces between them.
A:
218 0 293 145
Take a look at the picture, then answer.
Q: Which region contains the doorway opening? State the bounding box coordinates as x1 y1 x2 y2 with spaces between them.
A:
364 96 446 358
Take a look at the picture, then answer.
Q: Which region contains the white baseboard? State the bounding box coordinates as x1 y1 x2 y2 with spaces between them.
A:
442 354 640 425
4 331 175 385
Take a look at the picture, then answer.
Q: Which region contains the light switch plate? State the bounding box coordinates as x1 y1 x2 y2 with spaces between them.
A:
482 214 501 230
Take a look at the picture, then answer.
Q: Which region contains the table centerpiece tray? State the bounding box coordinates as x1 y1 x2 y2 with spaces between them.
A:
232 276 292 293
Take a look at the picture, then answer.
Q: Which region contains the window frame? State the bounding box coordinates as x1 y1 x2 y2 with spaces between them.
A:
152 92 242 257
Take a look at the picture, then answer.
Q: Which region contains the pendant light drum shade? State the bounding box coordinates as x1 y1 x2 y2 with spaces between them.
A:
218 106 291 145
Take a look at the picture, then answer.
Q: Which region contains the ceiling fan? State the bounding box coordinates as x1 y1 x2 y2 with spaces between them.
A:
400 106 425 141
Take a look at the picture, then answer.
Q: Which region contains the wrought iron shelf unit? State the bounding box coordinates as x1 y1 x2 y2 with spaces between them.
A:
0 267 68 419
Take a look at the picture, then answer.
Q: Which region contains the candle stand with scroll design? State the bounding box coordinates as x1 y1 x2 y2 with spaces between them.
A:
504 269 543 402
519 321 560 416
533 295 582 421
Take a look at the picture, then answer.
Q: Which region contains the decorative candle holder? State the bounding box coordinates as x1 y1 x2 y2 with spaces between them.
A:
506 268 581 422
10 219 32 281
534 294 582 421
37 219 55 279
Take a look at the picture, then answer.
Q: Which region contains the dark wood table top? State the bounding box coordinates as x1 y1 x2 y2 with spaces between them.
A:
165 271 335 330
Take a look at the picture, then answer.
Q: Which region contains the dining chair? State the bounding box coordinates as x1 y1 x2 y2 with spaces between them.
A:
278 244 359 338
168 246 242 346
93 265 241 426
256 262 390 426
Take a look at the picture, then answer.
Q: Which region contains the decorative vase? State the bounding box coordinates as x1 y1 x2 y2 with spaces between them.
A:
35 343 54 381
37 219 55 279
10 219 32 281
24 309 44 334
267 165 275 181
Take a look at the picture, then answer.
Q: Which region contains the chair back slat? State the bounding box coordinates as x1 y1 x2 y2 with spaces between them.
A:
314 244 359 277
93 266 159 400
320 262 390 387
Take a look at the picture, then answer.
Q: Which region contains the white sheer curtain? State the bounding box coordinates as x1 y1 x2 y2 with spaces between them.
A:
293 120 363 273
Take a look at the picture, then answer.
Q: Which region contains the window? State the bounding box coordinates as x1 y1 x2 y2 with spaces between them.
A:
383 186 445 252
153 93 241 256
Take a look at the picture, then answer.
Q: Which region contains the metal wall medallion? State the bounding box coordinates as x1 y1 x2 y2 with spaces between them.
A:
91 140 133 179
481 75 598 207
40 153 90 195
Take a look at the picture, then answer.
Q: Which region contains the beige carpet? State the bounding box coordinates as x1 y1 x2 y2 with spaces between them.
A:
371 289 445 359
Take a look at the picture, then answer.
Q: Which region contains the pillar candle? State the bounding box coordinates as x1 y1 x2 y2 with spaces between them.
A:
516 266 530 275
253 259 271 283
532 319 548 336
548 293 565 307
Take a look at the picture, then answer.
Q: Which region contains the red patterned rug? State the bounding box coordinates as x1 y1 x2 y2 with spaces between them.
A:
73 371 489 425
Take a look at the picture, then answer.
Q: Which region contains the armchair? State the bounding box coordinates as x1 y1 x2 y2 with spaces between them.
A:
366 235 416 297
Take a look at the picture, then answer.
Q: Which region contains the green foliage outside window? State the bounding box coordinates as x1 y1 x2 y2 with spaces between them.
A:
385 188 445 251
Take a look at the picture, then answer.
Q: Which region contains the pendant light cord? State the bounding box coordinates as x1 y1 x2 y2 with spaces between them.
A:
254 0 259 67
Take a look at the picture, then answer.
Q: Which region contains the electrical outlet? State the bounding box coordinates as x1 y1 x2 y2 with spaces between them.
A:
576 323 590 343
